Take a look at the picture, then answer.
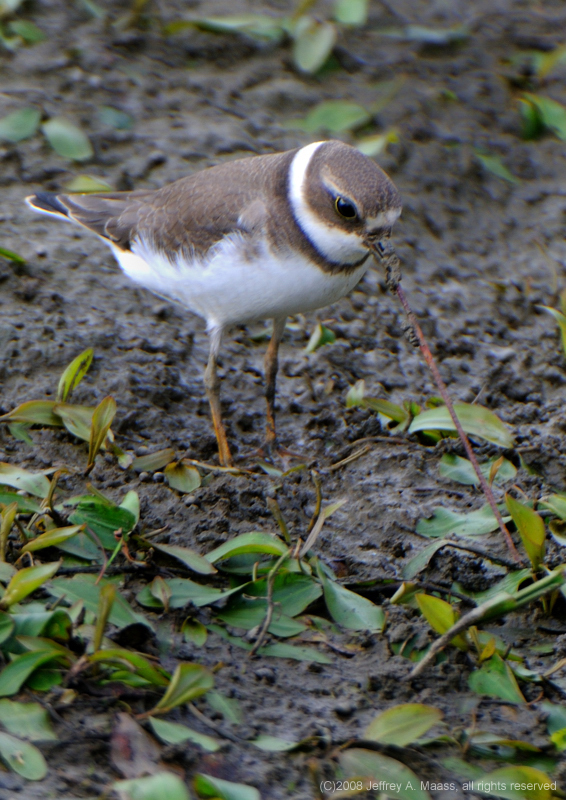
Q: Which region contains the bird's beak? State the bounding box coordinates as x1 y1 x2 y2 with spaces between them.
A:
364 233 391 261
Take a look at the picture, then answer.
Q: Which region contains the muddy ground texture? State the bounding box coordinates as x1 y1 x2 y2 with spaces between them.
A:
1 0 566 797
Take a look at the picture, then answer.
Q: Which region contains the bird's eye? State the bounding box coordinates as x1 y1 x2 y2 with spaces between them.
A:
335 196 358 220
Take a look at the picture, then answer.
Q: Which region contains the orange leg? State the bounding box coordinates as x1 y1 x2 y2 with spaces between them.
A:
204 327 233 467
264 317 287 447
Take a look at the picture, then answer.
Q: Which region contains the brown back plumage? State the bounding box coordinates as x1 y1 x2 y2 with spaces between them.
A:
26 150 295 257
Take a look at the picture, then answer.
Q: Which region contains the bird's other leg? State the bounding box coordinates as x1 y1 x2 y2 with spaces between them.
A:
204 326 232 467
264 316 287 447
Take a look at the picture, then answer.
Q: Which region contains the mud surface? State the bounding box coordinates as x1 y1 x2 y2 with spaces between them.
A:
1 0 566 798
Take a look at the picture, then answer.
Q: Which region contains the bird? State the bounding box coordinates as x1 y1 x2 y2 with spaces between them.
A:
26 140 402 467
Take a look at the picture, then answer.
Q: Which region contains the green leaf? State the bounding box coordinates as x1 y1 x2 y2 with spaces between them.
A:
408 403 513 447
132 448 175 472
149 717 219 752
468 569 531 604
346 383 409 425
42 117 93 161
288 100 371 134
182 618 207 646
0 399 62 427
137 578 245 609
120 490 140 523
89 647 169 686
0 562 60 609
0 107 40 143
402 539 451 580
317 562 385 632
334 0 368 26
383 24 468 45
356 129 398 157
149 542 216 575
54 402 95 442
63 174 113 193
519 97 543 140
171 14 284 41
364 397 410 424
364 703 443 746
164 460 201 493
250 734 299 752
551 727 566 750
345 379 366 408
207 532 287 563
245 572 322 616
522 93 566 141
505 494 545 570
415 593 468 650
48 575 152 630
206 691 242 724
416 504 509 538
193 774 260 800
542 700 566 735
21 525 85 554
0 700 57 741
540 305 566 354
468 655 526 703
150 663 214 715
0 462 50 497
10 606 72 642
474 151 520 184
536 44 566 78
217 598 307 637
87 395 117 471
57 348 93 402
69 497 136 548
150 576 171 611
114 772 191 800
439 454 517 486
304 323 336 353
0 246 25 265
0 648 68 697
480 766 554 799
253 639 333 662
98 105 134 130
339 748 432 799
7 19 45 43
292 18 336 74
208 623 332 663
0 611 14 644
541 492 566 521
0 732 47 780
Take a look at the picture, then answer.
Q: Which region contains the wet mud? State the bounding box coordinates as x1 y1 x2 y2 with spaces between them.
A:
1 0 566 797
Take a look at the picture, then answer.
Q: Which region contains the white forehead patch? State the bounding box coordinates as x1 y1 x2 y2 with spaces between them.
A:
366 207 402 232
288 142 367 265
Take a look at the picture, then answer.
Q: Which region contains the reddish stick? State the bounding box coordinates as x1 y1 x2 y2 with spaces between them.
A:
374 241 521 563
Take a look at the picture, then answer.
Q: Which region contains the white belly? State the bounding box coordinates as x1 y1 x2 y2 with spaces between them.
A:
110 234 368 332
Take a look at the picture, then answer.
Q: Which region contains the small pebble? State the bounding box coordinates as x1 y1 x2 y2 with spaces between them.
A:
254 667 276 684
138 471 150 482
183 495 197 506
153 471 165 483
334 699 356 718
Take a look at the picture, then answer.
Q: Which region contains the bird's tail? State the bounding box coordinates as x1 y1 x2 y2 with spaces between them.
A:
26 191 71 220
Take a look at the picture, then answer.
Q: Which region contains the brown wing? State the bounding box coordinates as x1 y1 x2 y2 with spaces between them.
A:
26 150 291 258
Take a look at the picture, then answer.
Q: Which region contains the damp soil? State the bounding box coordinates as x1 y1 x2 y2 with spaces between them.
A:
1 0 566 798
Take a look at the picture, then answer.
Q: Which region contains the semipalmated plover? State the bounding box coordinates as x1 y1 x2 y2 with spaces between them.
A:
26 140 402 466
